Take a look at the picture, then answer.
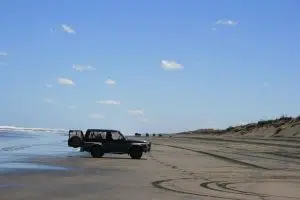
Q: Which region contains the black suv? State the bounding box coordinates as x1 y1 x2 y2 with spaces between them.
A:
68 129 151 159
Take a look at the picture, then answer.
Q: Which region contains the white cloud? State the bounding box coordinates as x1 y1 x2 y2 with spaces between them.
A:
212 27 217 31
215 19 238 26
67 106 77 109
96 100 121 105
0 52 8 56
61 24 76 34
161 60 183 70
89 114 104 119
57 77 75 85
72 64 95 72
263 82 269 87
105 79 116 85
128 109 144 115
43 98 54 104
45 84 52 88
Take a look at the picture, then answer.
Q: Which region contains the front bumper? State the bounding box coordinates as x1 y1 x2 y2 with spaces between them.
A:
143 142 151 152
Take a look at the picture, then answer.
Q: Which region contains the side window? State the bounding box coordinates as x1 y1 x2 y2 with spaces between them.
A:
111 132 122 140
95 131 106 139
94 131 102 139
87 131 106 139
100 132 106 139
88 131 95 139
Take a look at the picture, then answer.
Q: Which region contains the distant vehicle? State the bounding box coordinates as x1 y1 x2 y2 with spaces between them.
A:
135 133 141 137
68 129 151 159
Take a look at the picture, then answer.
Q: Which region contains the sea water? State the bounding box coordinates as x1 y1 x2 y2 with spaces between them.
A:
0 130 81 173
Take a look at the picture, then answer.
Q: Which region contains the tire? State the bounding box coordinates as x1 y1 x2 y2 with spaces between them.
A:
129 147 143 159
90 145 104 158
68 136 82 148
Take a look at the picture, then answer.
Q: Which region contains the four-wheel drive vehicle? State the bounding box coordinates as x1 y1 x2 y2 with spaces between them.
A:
68 129 151 159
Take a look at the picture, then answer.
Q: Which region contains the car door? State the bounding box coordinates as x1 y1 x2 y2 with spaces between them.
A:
107 131 128 153
96 131 111 152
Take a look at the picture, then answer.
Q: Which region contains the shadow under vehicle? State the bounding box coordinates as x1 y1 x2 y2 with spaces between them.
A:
68 129 151 159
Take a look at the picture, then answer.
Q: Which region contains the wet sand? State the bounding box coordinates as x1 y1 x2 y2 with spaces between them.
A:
1 136 300 200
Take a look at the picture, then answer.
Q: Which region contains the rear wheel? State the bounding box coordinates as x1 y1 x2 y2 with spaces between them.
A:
90 145 104 158
129 147 143 159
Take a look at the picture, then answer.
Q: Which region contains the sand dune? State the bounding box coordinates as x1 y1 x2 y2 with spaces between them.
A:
175 115 300 138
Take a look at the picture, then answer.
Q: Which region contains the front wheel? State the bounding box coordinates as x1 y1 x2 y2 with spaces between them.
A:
129 147 143 159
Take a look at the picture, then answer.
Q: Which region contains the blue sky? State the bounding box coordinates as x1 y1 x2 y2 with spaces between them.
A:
0 0 300 134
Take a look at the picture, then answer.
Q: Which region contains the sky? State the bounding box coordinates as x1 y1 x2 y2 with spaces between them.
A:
0 0 300 134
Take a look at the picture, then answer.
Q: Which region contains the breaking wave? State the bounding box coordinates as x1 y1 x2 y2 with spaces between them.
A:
0 125 67 133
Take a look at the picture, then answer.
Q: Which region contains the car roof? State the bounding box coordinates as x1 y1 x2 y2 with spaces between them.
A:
86 129 120 132
69 129 83 132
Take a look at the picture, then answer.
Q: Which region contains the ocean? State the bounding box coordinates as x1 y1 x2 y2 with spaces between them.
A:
0 130 81 173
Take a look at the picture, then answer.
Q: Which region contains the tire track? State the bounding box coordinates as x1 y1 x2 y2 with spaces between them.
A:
153 143 269 170
183 139 300 165
152 177 300 200
148 153 197 178
200 181 300 200
227 151 300 164
194 140 300 164
213 146 300 165
174 135 300 142
174 137 300 149
265 152 300 160
200 181 264 197
150 143 299 199
171 138 300 164
152 178 242 200
170 139 300 164
218 137 300 143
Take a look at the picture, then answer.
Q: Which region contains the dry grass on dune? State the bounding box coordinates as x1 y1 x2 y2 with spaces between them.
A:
176 115 300 138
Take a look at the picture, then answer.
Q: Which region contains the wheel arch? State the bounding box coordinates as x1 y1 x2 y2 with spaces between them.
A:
90 144 104 158
129 144 143 152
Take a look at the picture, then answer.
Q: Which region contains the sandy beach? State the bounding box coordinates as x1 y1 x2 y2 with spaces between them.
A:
1 135 300 200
